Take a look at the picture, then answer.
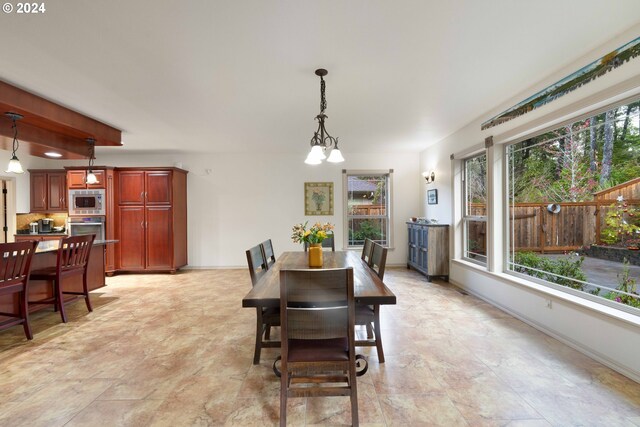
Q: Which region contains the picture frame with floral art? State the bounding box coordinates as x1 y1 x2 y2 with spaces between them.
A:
305 182 333 215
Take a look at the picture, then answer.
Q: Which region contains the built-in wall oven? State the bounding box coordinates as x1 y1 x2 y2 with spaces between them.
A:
68 216 105 241
68 189 105 216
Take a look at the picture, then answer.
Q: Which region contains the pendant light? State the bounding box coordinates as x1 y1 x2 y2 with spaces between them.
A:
305 68 345 165
4 112 25 174
85 138 99 184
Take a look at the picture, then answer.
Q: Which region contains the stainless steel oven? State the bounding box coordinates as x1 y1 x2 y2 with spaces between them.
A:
68 189 105 216
68 216 105 241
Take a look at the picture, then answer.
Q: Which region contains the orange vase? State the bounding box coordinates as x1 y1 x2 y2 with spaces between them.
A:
308 243 323 267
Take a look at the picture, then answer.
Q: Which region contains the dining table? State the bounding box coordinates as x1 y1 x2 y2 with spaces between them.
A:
242 250 397 365
242 250 397 309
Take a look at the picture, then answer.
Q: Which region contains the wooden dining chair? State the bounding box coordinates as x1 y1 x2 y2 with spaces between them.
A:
356 241 388 362
361 238 373 264
246 244 280 364
0 241 38 339
261 239 276 269
279 267 358 427
303 233 335 251
29 234 95 323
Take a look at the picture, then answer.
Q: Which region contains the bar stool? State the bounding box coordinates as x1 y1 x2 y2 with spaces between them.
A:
0 241 38 339
29 234 95 323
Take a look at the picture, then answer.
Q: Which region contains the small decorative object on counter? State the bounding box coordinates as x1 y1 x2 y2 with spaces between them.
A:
291 221 334 268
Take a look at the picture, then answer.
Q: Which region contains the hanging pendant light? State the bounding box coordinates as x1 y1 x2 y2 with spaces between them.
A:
305 68 344 165
85 138 99 184
4 112 25 174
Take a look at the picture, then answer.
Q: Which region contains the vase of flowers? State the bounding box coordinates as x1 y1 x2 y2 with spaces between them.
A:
291 221 334 267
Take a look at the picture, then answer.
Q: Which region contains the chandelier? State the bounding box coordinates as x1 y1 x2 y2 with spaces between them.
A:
304 69 344 164
85 138 99 184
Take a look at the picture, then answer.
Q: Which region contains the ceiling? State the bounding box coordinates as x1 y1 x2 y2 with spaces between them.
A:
0 0 639 158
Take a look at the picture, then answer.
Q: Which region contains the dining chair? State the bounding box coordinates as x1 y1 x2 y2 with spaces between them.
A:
279 267 358 427
0 241 38 339
261 239 276 269
303 233 335 251
361 238 373 264
29 234 95 323
356 241 388 362
246 244 280 364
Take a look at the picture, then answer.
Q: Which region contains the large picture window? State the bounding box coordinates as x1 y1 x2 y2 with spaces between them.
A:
463 153 487 265
507 99 640 312
344 171 392 248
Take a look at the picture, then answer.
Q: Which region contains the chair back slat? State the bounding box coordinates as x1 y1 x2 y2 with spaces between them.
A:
361 238 373 263
369 242 388 281
0 241 38 292
58 235 95 273
261 239 276 268
246 244 268 286
280 268 354 340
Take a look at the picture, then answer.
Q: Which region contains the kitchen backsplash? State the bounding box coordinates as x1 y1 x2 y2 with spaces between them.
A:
16 213 68 231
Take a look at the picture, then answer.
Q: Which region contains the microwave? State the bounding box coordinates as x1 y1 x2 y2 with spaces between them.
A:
68 189 105 216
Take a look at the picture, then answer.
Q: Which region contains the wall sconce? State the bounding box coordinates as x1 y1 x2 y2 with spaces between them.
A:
5 112 25 174
422 171 435 184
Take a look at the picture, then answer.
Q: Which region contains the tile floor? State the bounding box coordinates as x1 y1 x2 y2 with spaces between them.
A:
0 268 639 426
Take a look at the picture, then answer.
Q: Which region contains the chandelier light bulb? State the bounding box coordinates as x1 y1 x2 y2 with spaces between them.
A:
6 155 24 174
326 148 345 163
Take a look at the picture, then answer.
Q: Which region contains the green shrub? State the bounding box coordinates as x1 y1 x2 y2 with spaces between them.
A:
512 251 586 291
603 259 640 308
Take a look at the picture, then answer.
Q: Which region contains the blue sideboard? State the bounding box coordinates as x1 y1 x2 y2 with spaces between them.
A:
407 222 449 281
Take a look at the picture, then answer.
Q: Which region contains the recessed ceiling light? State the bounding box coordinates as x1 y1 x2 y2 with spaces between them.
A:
44 152 62 158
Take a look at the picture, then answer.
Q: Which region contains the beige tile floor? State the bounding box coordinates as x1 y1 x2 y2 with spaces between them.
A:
0 268 639 426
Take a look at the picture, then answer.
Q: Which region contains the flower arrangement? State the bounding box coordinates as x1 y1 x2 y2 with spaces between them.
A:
291 221 334 245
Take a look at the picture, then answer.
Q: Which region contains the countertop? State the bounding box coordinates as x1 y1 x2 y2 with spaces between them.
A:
15 232 69 237
35 239 118 254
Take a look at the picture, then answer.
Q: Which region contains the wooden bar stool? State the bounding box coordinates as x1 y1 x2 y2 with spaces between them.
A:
0 241 38 339
29 234 95 323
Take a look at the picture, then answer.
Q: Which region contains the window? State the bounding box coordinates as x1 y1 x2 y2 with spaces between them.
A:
506 99 640 312
463 153 487 265
343 170 392 248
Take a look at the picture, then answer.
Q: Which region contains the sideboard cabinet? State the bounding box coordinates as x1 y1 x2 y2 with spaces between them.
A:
407 222 449 281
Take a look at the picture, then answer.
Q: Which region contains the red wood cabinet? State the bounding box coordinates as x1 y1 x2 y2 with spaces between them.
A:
29 170 67 213
67 170 106 189
115 168 187 273
118 206 146 270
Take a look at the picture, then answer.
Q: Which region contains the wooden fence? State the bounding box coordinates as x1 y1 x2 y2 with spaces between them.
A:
468 177 640 253
350 205 386 216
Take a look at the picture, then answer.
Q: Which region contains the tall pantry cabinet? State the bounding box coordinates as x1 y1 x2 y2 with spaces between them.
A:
114 167 188 273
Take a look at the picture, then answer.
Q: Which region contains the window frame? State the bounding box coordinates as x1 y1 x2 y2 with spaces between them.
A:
342 169 393 250
462 152 488 266
502 97 640 316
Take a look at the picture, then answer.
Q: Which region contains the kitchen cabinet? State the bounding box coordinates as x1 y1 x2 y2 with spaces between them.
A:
67 170 106 189
66 167 115 274
29 170 67 213
407 222 449 281
115 168 187 273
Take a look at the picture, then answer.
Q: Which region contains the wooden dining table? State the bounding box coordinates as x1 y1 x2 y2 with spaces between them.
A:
242 251 397 309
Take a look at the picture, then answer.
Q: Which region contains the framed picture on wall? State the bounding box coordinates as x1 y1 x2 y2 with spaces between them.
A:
305 182 334 215
427 189 438 205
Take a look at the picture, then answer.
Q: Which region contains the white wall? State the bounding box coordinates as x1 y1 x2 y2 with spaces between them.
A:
47 150 420 267
421 25 640 381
